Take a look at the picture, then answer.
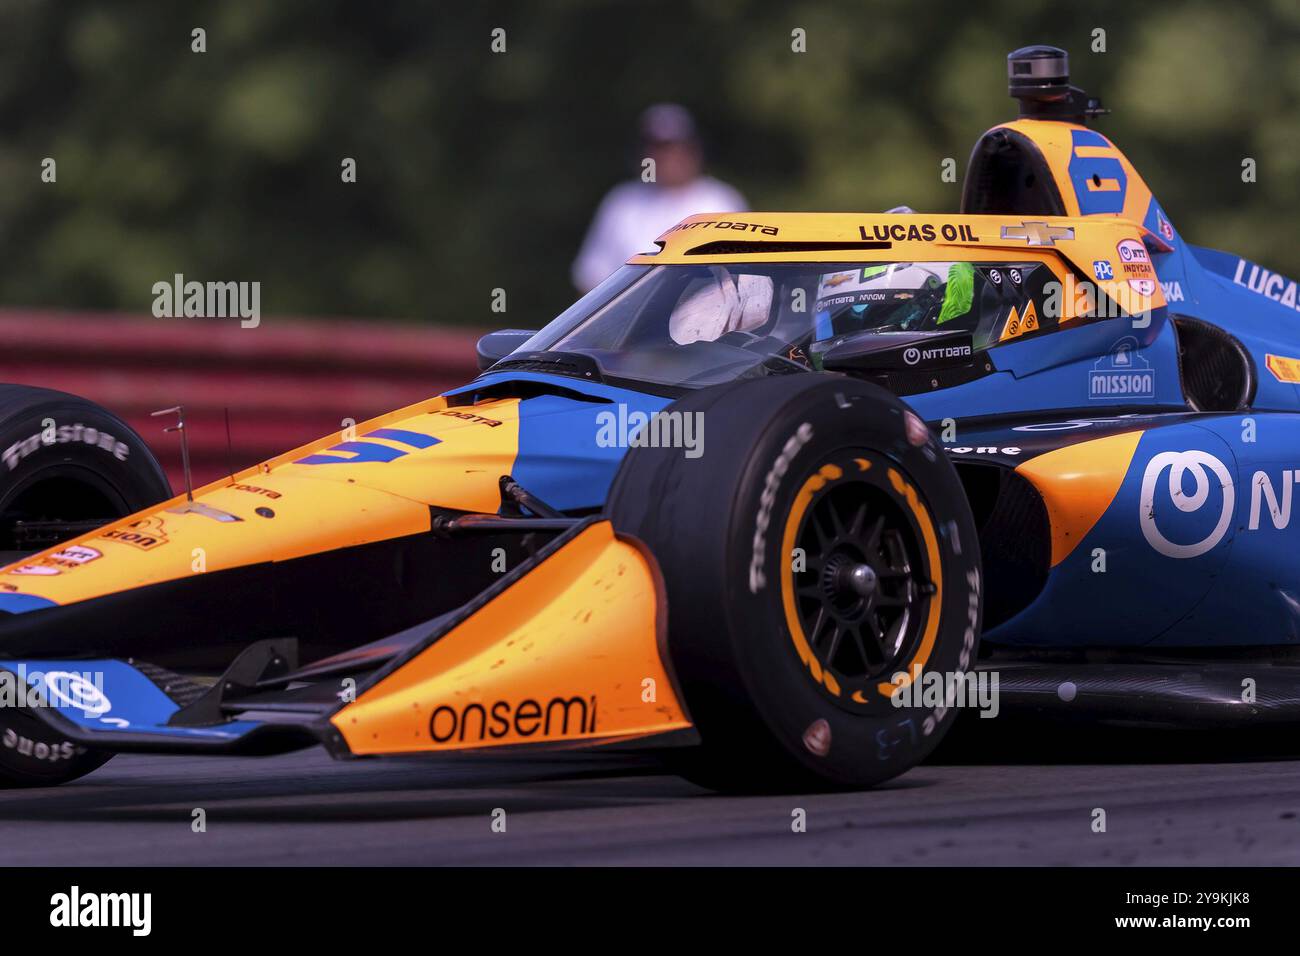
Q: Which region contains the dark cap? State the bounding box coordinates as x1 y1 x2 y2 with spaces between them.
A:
639 103 698 145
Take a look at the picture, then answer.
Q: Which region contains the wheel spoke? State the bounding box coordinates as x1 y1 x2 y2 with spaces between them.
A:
809 512 831 549
807 606 828 646
826 501 846 538
850 626 877 667
825 624 845 664
868 613 889 658
814 506 839 544
878 615 902 658
865 515 885 554
848 501 868 537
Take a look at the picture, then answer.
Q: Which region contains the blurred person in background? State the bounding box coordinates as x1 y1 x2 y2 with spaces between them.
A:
572 103 746 293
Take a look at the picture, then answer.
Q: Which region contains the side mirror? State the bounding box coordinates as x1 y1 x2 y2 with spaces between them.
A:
815 328 975 375
476 329 538 370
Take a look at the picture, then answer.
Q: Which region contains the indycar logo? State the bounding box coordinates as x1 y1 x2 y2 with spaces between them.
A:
1139 450 1235 559
6 545 102 577
5 564 59 577
1116 239 1156 296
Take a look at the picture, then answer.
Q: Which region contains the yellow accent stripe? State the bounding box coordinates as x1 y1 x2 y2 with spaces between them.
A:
1015 430 1144 567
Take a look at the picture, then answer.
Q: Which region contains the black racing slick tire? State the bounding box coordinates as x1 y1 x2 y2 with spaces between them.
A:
0 385 171 787
0 385 170 559
0 706 111 788
607 375 982 792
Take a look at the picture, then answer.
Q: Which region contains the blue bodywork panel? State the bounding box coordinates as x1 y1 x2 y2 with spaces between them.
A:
0 659 262 741
446 370 672 511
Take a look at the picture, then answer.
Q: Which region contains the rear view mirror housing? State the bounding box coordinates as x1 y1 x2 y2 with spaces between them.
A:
476 329 538 370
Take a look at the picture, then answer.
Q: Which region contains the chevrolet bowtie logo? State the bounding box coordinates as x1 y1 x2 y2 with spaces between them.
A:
1000 221 1075 246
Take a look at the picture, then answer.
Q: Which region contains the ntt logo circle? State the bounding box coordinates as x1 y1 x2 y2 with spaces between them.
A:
41 671 112 717
1139 450 1235 559
903 347 921 366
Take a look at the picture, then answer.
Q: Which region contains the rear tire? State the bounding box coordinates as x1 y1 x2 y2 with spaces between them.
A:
0 385 170 787
607 374 982 792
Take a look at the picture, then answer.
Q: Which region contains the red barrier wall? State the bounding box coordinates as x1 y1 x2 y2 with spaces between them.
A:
0 310 483 492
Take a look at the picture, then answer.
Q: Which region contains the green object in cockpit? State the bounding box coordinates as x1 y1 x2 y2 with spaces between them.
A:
936 261 974 325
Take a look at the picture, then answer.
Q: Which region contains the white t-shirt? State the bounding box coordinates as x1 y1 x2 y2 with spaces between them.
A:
572 176 747 292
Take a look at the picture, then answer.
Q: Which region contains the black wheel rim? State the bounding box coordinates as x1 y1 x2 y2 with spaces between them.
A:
790 467 934 701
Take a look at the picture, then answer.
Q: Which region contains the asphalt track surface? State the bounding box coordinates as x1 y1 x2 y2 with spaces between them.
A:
3 722 1300 865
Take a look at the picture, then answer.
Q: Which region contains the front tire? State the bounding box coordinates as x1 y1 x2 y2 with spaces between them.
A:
0 707 111 788
0 385 170 787
0 385 170 561
608 375 982 792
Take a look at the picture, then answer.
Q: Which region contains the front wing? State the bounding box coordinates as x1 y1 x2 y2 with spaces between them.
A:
2 519 695 759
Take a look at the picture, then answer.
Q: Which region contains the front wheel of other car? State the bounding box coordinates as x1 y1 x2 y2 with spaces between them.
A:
0 384 172 787
607 374 982 793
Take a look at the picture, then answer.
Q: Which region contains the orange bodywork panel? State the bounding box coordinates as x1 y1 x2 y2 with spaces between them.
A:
0 395 526 608
331 520 691 754
1015 429 1144 567
997 120 1167 235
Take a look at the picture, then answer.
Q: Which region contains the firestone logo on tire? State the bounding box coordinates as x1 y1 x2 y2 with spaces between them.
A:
1139 450 1235 559
2 423 130 472
749 423 813 593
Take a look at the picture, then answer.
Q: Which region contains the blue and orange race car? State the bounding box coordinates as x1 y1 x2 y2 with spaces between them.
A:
0 46 1295 792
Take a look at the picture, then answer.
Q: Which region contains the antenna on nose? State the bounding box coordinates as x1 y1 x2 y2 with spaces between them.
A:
152 405 194 501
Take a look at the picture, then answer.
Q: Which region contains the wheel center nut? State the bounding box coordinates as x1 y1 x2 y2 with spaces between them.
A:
845 562 877 598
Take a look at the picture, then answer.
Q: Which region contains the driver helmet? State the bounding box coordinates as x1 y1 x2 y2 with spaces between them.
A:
812 262 975 342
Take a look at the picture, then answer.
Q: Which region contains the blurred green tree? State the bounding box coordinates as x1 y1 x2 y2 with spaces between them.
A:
0 0 1297 326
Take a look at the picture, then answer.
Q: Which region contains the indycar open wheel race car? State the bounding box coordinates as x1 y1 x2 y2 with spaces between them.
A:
2 46 1298 792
